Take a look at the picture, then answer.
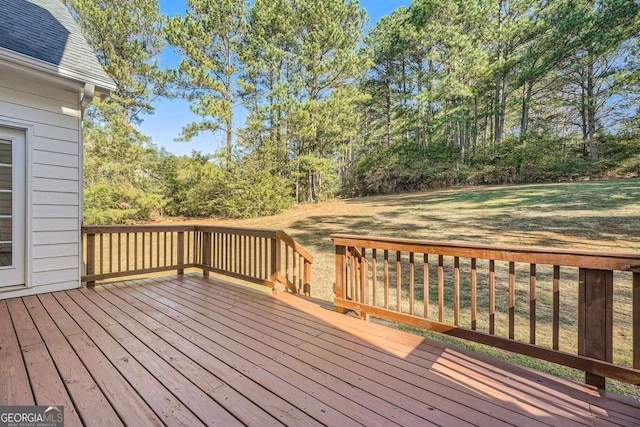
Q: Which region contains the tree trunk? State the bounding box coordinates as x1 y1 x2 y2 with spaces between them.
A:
499 75 508 141
385 75 392 145
494 0 505 145
586 59 598 160
225 46 233 169
520 81 532 138
494 74 503 144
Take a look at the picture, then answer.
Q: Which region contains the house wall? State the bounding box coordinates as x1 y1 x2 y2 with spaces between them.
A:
0 67 82 298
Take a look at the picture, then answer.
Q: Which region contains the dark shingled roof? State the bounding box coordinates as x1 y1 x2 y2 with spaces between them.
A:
0 0 113 89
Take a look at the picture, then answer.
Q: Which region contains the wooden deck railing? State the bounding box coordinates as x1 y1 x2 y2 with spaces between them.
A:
82 225 313 295
333 234 640 388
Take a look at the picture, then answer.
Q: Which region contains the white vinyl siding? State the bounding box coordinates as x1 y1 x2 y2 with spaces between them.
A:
0 67 82 296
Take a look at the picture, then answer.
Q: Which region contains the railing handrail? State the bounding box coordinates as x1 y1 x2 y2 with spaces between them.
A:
332 233 640 271
276 230 314 263
82 224 313 296
333 233 640 388
83 224 198 233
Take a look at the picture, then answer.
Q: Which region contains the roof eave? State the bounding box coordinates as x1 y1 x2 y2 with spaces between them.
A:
0 47 115 95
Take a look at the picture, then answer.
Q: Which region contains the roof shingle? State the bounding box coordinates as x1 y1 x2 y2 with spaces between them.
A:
0 0 113 89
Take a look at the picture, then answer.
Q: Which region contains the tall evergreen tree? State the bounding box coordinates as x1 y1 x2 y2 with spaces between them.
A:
66 0 170 124
290 0 367 201
66 0 172 223
166 0 248 167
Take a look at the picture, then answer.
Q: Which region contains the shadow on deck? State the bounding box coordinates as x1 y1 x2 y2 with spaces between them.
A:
1 273 639 426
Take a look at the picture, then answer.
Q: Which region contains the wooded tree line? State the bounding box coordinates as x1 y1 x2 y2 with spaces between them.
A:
66 0 640 223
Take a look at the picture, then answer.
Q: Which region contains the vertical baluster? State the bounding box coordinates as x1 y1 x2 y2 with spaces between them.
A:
286 244 290 284
99 233 104 274
530 264 537 344
226 234 231 272
126 232 130 271
553 265 560 350
299 254 304 291
489 259 495 335
186 231 190 264
470 258 477 330
293 249 298 291
220 233 224 270
164 232 168 266
202 231 211 277
248 235 251 276
226 234 234 271
117 233 121 272
253 236 257 277
239 234 243 273
230 234 234 272
509 261 515 339
364 248 369 307
258 238 263 279
149 232 153 268
223 233 227 270
217 233 221 269
156 232 161 268
240 235 244 275
86 233 95 287
254 236 257 278
177 231 184 275
170 232 174 266
438 255 444 322
108 233 113 273
245 235 248 274
372 249 377 307
213 232 217 268
362 248 369 319
454 257 460 326
634 273 640 370
235 234 240 273
384 250 389 310
335 245 346 312
194 231 199 264
238 235 242 274
303 259 311 297
424 254 429 319
245 235 249 276
409 252 415 316
134 233 138 270
396 251 402 312
350 248 356 301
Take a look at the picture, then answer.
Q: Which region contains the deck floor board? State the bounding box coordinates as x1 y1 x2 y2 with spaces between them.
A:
1 273 639 426
174 275 639 426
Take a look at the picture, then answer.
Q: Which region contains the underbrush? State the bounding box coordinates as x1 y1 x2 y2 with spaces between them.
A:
348 134 639 196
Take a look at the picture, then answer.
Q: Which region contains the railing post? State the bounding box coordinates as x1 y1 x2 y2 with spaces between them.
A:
578 268 613 389
303 260 311 297
85 232 95 287
270 237 281 293
334 244 346 313
202 231 211 277
634 272 640 370
177 231 184 275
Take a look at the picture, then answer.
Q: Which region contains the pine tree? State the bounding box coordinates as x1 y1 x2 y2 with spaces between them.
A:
166 0 248 167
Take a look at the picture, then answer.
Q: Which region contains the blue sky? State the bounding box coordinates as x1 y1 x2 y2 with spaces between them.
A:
137 0 412 156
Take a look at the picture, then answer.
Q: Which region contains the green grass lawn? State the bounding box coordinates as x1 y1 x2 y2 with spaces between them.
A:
160 178 640 397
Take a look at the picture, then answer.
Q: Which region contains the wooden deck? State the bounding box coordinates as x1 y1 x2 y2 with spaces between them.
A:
1 274 639 426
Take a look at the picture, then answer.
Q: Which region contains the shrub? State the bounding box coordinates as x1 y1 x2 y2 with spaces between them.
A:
84 182 166 224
